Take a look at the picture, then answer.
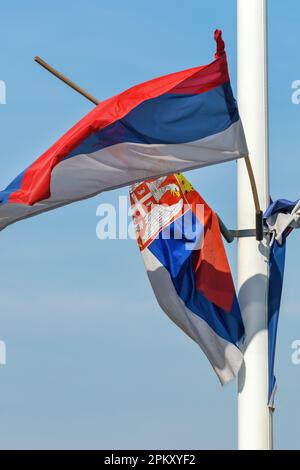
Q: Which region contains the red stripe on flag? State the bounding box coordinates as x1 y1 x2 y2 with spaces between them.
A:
183 188 235 312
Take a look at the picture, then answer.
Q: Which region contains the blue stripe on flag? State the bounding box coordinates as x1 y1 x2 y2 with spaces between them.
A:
66 82 239 160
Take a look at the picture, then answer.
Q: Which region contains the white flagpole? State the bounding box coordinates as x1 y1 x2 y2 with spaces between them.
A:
237 0 272 450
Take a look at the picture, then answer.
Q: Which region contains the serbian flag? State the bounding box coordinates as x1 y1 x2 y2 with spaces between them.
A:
130 174 244 384
264 199 299 408
0 30 247 231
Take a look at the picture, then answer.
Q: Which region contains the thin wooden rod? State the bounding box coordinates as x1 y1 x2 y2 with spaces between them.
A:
34 56 100 106
244 155 261 214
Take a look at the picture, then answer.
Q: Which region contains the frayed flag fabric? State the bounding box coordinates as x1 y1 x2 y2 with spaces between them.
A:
0 30 247 231
130 173 244 385
264 199 298 408
265 199 300 245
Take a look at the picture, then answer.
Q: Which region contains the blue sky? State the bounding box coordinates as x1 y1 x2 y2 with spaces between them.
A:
0 0 299 450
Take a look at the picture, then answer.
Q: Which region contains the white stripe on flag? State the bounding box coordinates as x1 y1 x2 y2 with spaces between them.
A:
143 248 244 385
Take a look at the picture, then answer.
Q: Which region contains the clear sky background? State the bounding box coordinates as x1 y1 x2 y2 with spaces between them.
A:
0 0 299 450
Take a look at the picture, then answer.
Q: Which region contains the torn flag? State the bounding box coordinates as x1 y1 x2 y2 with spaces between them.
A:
265 199 299 408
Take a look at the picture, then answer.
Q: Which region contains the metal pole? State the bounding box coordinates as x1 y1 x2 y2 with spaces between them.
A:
237 0 272 450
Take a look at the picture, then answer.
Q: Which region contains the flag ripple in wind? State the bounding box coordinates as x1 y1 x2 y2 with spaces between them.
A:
0 30 247 231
